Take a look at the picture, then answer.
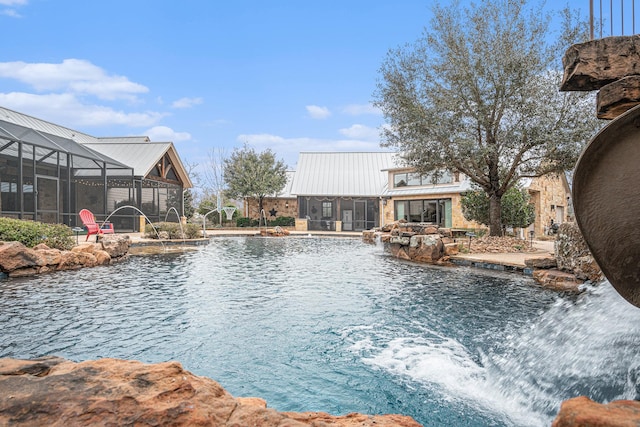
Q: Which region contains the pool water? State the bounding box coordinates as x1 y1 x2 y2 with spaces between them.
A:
2 237 640 426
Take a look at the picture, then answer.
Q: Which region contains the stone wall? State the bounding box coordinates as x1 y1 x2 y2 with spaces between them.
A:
0 235 130 278
555 222 603 282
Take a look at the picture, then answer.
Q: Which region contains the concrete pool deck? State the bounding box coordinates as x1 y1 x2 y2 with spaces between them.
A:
123 229 555 274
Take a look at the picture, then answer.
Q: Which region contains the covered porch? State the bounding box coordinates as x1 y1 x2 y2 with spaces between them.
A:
297 196 380 231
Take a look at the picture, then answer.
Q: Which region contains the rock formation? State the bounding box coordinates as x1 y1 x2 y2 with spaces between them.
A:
0 356 420 427
363 222 456 264
555 222 603 282
553 396 640 427
0 234 130 278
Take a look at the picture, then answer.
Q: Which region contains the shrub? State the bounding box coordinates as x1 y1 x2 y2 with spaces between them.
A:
144 222 202 239
268 216 295 227
236 217 259 227
0 217 74 250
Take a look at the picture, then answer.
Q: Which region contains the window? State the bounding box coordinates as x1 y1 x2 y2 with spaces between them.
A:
394 198 451 227
322 201 332 218
393 170 454 187
394 173 408 187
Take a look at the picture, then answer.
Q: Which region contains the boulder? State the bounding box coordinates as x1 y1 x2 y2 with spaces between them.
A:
408 235 444 263
553 396 640 427
93 249 112 265
98 235 131 259
0 241 44 273
532 269 582 292
561 35 640 91
524 257 557 269
56 251 83 271
0 356 420 427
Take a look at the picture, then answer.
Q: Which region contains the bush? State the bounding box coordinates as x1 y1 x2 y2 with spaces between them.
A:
268 216 295 227
236 217 259 227
144 222 202 239
0 217 74 250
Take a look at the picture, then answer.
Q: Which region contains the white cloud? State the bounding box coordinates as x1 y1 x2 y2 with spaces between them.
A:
306 105 331 119
145 126 191 142
342 103 382 116
172 97 203 109
338 124 380 141
0 59 148 100
1 8 21 17
0 92 166 128
0 0 28 5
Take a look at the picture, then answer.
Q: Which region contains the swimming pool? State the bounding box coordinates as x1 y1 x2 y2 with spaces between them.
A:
1 237 639 426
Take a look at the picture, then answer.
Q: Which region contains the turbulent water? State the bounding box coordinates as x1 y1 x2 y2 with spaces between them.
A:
1 237 640 426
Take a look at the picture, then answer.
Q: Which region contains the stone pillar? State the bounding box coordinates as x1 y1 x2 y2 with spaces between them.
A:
139 216 146 234
295 218 308 231
335 220 342 232
180 216 187 225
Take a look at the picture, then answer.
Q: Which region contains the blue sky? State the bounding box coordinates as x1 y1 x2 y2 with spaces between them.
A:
0 0 590 176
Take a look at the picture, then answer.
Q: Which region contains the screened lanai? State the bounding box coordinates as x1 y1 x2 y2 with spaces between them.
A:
0 119 134 228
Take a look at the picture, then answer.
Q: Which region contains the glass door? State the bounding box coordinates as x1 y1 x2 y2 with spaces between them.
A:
354 200 366 231
36 176 59 223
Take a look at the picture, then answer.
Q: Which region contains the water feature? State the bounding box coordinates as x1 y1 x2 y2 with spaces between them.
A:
104 204 166 251
1 237 639 426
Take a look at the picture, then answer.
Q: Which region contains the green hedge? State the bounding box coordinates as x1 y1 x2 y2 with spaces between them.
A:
0 217 74 250
268 216 295 227
144 222 202 239
235 216 295 227
236 217 259 227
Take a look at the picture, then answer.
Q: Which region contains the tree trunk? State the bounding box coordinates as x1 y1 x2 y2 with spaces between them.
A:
488 193 503 236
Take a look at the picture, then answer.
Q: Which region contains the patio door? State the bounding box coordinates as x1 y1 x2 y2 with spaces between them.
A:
354 200 366 231
342 209 353 231
36 176 59 223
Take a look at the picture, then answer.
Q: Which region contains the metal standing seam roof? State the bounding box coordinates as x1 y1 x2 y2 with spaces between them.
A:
0 119 132 170
83 142 173 177
0 106 98 144
290 152 399 197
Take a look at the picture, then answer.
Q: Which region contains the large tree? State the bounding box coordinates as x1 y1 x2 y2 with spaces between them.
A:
373 0 601 235
224 145 288 216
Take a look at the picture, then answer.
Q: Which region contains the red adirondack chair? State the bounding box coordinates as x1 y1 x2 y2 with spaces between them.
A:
79 209 115 241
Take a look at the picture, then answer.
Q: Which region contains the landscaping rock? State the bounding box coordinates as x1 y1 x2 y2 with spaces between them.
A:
0 241 43 272
532 269 583 292
0 356 421 427
555 222 603 282
525 257 557 269
553 396 640 427
98 234 131 259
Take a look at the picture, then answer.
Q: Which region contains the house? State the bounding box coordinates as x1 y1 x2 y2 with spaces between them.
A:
289 152 397 231
0 106 192 231
260 151 572 237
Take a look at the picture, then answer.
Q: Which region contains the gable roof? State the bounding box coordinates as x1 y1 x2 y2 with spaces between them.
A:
290 152 398 197
84 142 193 187
0 106 192 188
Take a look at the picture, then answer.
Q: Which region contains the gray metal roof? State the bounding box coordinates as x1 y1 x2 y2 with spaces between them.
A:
98 136 151 144
0 119 132 171
0 106 98 144
84 142 172 177
290 152 398 197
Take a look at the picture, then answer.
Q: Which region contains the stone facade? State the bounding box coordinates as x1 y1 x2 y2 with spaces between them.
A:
525 174 572 237
244 197 297 220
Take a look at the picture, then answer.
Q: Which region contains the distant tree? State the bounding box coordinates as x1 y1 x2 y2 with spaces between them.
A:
462 185 535 231
224 145 287 215
183 189 195 218
373 0 601 236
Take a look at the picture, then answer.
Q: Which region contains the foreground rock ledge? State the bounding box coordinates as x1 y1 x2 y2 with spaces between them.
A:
552 396 640 427
0 356 420 427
